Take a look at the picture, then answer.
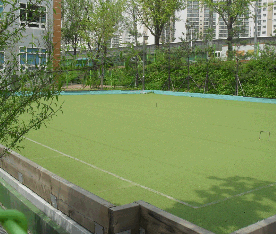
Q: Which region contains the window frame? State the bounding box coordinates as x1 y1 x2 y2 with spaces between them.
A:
19 2 47 29
19 47 47 70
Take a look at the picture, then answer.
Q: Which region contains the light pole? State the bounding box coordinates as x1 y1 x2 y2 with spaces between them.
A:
142 34 148 91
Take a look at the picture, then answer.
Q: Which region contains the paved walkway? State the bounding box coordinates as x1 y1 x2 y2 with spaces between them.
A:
62 83 123 90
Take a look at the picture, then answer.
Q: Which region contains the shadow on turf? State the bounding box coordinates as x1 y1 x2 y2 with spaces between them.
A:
165 176 276 234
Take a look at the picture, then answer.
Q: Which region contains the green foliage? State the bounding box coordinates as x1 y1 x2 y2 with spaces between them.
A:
0 0 63 153
61 0 87 55
136 0 185 46
240 45 276 98
200 0 255 60
101 45 276 98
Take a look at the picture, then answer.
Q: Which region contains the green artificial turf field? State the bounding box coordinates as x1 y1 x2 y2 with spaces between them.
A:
17 93 276 233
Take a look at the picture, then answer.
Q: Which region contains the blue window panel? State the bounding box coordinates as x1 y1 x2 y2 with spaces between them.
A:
20 47 26 64
27 54 35 65
0 1 3 14
41 54 46 65
20 53 26 64
27 48 39 65
27 48 39 53
41 49 46 53
27 54 39 65
0 52 4 63
0 52 4 69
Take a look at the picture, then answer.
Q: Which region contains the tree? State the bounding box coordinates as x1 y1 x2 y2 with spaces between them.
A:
0 0 63 155
201 0 254 60
124 0 143 86
136 0 185 47
125 0 141 47
80 0 126 89
61 0 87 55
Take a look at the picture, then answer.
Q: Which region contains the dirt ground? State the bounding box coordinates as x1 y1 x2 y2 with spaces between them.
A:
62 83 121 91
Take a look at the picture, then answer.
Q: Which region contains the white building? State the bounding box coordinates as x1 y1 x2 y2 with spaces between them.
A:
117 0 276 47
0 0 62 70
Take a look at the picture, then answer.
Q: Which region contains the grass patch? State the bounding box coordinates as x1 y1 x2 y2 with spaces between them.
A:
17 94 276 233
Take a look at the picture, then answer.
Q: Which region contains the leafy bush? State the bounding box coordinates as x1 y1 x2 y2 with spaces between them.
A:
63 45 276 98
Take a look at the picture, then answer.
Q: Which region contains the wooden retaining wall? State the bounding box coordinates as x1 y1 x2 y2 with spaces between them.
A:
1 145 275 234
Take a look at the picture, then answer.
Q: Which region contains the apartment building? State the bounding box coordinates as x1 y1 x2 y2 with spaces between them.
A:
118 0 276 47
0 0 61 70
255 0 276 36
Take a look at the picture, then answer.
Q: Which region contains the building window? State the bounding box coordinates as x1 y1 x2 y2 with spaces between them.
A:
0 1 3 14
20 3 46 28
0 51 4 70
263 14 266 17
20 47 47 69
262 31 266 34
263 7 266 11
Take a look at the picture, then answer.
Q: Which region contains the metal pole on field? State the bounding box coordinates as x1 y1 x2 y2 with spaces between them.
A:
142 34 148 91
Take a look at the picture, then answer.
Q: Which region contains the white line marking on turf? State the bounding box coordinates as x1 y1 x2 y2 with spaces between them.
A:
25 137 196 208
25 137 276 209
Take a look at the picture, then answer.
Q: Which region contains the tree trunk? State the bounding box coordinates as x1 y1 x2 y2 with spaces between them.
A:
235 58 239 95
205 62 209 93
227 19 234 60
73 35 78 55
133 6 139 87
101 45 107 90
154 35 160 47
154 26 161 48
167 21 171 90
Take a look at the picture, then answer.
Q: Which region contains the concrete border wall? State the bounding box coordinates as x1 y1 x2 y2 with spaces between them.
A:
230 215 276 234
1 145 276 233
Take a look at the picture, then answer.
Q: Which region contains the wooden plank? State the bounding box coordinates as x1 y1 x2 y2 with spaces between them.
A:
1 152 52 204
109 203 140 233
136 201 215 234
0 146 114 234
57 198 95 233
0 159 19 182
51 176 114 231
